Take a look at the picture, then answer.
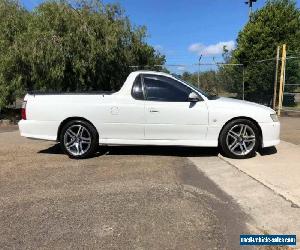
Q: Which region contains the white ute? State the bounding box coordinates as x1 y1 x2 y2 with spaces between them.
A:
19 71 280 159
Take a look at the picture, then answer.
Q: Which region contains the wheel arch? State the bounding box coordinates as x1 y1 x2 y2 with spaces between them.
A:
57 117 98 141
218 116 263 147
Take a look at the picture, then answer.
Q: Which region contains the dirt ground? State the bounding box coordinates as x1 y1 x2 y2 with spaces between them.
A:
0 117 299 249
0 131 251 249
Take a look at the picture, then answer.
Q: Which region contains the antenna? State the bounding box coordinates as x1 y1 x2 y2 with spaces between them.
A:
245 0 257 21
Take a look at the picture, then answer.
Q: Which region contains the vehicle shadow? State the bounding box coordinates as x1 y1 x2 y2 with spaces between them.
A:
259 146 277 156
38 144 220 158
97 145 219 157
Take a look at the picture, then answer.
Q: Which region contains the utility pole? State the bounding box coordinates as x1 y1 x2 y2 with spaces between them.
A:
278 44 287 116
272 46 280 110
242 66 245 100
197 55 202 88
245 0 257 21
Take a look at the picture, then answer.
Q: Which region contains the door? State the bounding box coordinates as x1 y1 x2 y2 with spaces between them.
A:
143 74 208 140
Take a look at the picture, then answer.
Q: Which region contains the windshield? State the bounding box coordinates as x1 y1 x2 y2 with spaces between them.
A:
174 77 219 100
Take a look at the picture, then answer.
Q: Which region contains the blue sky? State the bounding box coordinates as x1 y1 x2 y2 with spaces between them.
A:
22 0 300 72
102 0 270 66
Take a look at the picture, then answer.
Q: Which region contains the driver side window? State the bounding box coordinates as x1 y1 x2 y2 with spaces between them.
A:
143 75 192 102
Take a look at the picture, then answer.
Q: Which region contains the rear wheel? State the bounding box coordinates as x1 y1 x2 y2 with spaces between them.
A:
60 120 98 159
219 119 260 159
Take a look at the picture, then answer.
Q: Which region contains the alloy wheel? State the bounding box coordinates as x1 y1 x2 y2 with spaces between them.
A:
226 124 256 156
63 124 92 156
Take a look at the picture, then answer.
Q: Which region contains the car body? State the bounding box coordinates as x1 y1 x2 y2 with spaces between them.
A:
19 70 280 159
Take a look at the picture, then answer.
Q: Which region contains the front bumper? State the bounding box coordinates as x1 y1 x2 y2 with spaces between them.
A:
259 121 280 148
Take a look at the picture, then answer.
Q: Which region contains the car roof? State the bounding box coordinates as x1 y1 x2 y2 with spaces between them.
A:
131 70 173 77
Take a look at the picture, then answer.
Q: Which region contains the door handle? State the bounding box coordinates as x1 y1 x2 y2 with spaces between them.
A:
149 108 159 113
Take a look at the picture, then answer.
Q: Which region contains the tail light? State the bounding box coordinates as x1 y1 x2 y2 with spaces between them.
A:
21 100 27 120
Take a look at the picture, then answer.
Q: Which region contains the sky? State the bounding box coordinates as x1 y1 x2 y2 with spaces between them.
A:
22 0 300 72
102 0 270 68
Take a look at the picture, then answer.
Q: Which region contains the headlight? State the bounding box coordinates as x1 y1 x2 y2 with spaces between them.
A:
270 113 279 122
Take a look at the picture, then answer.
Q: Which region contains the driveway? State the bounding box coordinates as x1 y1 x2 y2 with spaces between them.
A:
0 131 249 249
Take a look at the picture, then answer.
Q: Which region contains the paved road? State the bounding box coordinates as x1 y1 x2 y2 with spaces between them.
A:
0 132 249 249
279 117 300 145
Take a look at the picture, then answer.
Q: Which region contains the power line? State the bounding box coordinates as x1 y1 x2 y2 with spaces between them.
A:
129 54 300 69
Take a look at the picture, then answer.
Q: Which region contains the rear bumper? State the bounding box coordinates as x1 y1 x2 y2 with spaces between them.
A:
18 120 59 141
259 121 280 148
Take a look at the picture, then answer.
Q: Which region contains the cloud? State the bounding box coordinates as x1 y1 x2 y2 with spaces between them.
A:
177 66 186 71
188 40 235 56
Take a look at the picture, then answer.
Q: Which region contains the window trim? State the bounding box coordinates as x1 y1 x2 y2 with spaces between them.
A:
131 74 145 100
141 74 199 102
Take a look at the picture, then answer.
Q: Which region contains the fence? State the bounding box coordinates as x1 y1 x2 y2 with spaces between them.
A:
281 56 300 113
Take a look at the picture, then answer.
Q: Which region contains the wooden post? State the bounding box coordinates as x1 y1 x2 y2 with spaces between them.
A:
278 44 287 116
242 66 245 100
272 46 280 110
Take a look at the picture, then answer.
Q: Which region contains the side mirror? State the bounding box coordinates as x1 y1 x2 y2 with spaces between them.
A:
188 92 200 102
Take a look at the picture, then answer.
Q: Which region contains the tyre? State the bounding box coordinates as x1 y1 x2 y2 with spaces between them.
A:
59 120 99 159
219 119 260 159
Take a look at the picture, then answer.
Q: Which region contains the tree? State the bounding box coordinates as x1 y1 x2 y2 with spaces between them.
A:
231 0 300 104
181 70 221 95
0 0 28 107
0 0 165 108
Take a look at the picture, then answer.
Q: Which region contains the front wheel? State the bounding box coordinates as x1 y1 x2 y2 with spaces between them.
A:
219 119 260 159
60 120 98 159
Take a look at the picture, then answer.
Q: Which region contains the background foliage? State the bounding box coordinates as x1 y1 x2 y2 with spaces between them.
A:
1 0 300 108
0 0 165 108
181 0 300 104
228 0 300 103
